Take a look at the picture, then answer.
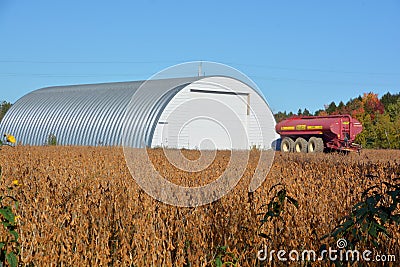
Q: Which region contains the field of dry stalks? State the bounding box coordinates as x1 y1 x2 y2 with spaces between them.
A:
0 146 399 266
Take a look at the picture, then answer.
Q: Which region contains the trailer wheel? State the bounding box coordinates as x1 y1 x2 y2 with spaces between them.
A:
308 137 324 153
294 137 307 153
281 137 294 152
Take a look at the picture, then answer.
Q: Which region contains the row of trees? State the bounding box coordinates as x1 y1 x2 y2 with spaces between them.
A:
275 92 400 149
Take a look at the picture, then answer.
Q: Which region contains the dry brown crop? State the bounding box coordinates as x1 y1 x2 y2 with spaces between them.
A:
0 146 399 266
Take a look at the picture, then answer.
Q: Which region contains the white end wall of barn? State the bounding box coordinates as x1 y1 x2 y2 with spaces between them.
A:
151 76 278 150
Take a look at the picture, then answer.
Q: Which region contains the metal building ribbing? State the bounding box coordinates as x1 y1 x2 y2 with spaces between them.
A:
0 77 200 147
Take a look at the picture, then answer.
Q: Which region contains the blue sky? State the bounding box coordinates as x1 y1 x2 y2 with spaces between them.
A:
0 0 399 113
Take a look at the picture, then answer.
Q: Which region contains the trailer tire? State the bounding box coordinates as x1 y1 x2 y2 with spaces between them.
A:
281 137 294 152
294 137 308 153
308 137 324 153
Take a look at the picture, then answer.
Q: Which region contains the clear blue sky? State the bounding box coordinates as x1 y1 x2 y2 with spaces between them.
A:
0 0 399 114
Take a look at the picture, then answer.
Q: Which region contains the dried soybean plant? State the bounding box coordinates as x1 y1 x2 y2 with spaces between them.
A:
0 147 398 266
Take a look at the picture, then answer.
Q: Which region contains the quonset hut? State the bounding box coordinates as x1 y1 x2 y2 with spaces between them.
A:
0 76 278 149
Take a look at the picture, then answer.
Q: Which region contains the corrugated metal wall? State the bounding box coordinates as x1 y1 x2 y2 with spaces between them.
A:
0 77 199 147
0 76 277 148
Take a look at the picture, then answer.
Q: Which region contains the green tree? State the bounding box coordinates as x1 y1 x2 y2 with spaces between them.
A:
381 92 400 110
386 98 400 122
325 101 337 114
314 109 324 116
355 113 373 148
0 101 12 122
384 99 400 148
337 101 345 114
274 111 288 122
373 113 395 148
302 108 311 116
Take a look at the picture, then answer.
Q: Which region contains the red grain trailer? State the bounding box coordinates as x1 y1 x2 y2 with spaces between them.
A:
275 115 363 153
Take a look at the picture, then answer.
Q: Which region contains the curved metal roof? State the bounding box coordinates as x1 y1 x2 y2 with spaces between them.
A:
0 77 200 147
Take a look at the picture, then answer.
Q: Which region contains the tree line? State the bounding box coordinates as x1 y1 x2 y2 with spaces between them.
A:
275 92 400 149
